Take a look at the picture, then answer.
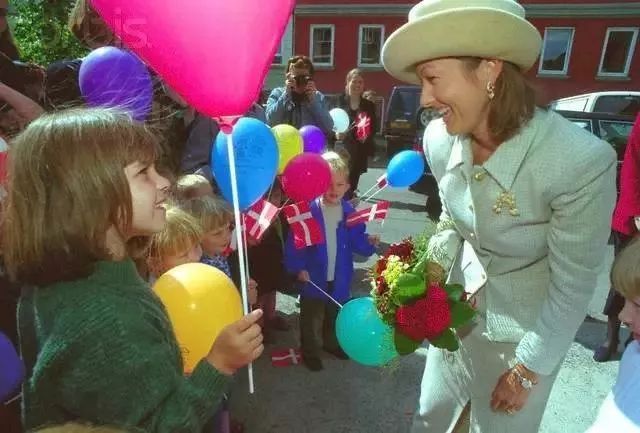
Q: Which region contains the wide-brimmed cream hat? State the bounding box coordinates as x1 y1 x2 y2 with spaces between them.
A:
382 0 542 84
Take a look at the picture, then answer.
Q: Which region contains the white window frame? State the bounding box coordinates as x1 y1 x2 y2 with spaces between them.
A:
538 27 575 75
358 25 385 68
309 24 335 67
597 27 639 77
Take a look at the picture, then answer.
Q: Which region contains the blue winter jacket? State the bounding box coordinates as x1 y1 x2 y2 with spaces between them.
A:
284 199 376 303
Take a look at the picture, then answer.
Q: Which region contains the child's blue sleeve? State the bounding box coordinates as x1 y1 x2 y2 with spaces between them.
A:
284 231 306 274
348 223 376 257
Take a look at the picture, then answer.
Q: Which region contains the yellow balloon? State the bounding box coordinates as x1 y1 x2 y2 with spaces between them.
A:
272 124 303 173
152 263 242 373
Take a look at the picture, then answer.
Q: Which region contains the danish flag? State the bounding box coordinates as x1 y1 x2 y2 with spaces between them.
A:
243 199 279 241
376 174 388 189
271 348 303 367
355 112 372 142
346 201 390 227
283 202 324 249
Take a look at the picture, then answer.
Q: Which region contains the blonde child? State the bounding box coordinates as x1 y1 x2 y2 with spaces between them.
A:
285 151 379 371
175 173 214 201
147 204 204 281
3 108 264 432
587 239 640 432
180 196 258 305
35 423 128 433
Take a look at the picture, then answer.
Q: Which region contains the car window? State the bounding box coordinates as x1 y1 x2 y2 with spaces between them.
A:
388 88 421 121
599 120 633 159
551 97 589 111
567 119 593 133
593 95 640 115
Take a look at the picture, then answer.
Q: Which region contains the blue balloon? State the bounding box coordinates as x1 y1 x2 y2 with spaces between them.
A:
336 297 399 367
386 150 425 188
79 47 153 121
212 117 279 210
0 332 24 403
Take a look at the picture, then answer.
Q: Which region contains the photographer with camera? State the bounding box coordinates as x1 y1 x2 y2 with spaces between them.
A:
266 55 333 138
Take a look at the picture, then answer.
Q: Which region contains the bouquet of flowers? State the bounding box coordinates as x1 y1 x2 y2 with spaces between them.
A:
370 230 476 354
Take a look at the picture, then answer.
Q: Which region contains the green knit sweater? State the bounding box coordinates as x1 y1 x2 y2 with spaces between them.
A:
18 259 230 432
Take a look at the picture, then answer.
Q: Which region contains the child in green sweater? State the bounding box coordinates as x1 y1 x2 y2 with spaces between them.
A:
2 108 264 433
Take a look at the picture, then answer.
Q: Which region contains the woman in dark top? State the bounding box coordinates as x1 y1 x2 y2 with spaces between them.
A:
336 68 377 199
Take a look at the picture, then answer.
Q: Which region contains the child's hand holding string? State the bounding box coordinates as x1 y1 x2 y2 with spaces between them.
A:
206 309 264 376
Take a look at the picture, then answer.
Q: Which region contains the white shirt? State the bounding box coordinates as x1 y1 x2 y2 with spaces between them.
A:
321 200 342 282
587 341 640 432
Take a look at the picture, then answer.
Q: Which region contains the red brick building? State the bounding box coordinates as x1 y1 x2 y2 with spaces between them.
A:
266 1 640 107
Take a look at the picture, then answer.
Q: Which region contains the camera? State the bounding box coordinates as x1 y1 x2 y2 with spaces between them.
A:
293 75 311 87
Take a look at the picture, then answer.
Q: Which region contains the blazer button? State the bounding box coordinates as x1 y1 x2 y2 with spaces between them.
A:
470 233 475 239
473 171 486 181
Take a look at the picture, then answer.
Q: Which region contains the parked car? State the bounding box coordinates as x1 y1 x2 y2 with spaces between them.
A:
549 91 640 116
418 109 636 221
383 85 436 159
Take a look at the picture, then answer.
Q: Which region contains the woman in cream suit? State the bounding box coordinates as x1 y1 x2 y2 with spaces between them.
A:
381 1 617 432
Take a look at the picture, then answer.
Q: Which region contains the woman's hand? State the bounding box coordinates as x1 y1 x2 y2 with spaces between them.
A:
206 309 264 375
335 132 346 141
490 365 539 414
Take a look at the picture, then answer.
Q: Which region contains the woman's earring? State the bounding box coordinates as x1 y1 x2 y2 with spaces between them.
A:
486 81 495 100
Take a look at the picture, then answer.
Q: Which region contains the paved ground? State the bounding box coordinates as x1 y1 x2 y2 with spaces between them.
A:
231 165 627 433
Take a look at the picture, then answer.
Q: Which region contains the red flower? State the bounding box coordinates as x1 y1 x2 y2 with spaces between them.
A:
375 257 388 275
384 239 414 262
376 276 389 295
395 283 451 341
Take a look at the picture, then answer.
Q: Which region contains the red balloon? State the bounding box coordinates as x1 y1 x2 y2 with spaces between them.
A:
281 153 332 202
91 0 295 118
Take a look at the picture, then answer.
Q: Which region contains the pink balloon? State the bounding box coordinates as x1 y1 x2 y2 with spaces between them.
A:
90 0 295 118
281 153 332 203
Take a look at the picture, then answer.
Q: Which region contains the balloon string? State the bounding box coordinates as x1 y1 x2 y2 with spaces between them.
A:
359 182 380 201
242 230 251 311
307 280 343 308
225 132 255 395
363 185 387 203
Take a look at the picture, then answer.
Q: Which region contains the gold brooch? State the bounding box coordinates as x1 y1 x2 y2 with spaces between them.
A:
493 191 520 216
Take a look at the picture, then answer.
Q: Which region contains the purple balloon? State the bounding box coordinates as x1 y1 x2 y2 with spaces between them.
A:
0 332 23 403
79 47 153 121
300 125 327 154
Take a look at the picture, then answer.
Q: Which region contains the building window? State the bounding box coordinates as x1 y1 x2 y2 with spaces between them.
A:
310 25 335 67
598 27 639 77
538 27 574 75
358 25 385 67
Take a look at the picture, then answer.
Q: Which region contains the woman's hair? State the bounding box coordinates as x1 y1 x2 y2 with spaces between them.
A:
462 57 538 144
180 196 233 233
322 151 350 176
68 0 114 47
2 108 158 286
148 204 202 263
611 237 640 300
345 68 363 95
175 174 211 200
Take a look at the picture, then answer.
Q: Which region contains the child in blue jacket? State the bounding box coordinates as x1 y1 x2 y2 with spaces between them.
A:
285 152 379 371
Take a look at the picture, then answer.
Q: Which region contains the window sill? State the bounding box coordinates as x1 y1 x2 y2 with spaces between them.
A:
357 64 385 71
595 74 631 81
536 72 570 79
314 65 336 71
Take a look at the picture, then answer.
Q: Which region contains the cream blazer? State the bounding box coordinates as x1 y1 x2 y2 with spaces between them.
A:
424 109 617 375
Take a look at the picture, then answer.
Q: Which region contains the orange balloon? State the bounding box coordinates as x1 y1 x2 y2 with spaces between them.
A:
153 263 242 373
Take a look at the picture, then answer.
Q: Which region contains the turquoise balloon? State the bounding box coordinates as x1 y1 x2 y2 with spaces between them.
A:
336 297 399 366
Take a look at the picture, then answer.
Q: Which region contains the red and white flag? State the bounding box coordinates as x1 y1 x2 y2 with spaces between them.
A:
283 202 324 249
271 348 303 367
355 112 372 142
346 201 390 227
376 174 388 189
244 199 279 241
